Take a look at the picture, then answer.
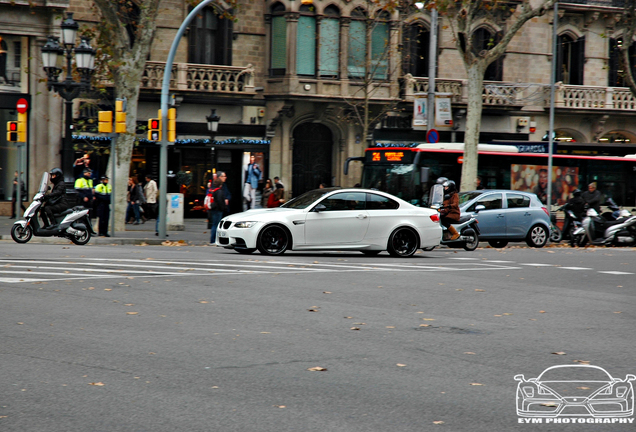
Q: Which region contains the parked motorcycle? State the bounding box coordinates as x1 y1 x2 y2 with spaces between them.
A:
572 207 636 247
425 184 480 251
11 172 96 245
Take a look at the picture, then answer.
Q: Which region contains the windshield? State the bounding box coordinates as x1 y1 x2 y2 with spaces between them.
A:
361 164 421 205
459 191 484 206
39 172 50 194
281 188 337 209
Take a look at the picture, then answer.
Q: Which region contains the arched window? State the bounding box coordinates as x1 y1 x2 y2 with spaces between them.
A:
608 38 636 87
270 3 287 76
188 7 232 65
319 5 340 77
403 21 429 77
557 34 584 85
297 5 316 76
473 28 503 81
348 8 367 78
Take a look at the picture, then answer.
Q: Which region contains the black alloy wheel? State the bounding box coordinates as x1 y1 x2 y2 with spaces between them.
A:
257 225 290 255
387 227 419 257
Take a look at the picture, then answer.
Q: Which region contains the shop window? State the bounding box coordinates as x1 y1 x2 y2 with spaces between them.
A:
188 6 232 66
297 5 316 76
270 3 287 76
319 6 340 77
608 38 636 87
557 34 585 85
403 22 430 77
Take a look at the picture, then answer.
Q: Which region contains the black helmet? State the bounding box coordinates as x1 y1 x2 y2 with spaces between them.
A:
50 168 63 184
572 189 582 197
442 179 457 193
83 168 92 174
436 177 448 185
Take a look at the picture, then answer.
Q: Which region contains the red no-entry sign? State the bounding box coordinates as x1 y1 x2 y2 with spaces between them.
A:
16 98 28 114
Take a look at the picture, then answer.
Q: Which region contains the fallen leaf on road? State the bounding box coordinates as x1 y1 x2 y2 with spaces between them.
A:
433 421 444 425
323 291 332 294
469 383 484 386
307 367 327 372
344 316 353 319
199 301 209 304
577 386 591 390
419 324 430 327
307 308 319 312
275 405 286 408
260 332 271 334
126 312 138 315
386 326 395 329
396 364 406 367
574 360 590 364
89 382 105 386
552 351 566 355
539 310 546 313
422 318 435 321
124 304 134 306
475 289 485 292
350 327 360 330
464 352 476 355
104 289 112 291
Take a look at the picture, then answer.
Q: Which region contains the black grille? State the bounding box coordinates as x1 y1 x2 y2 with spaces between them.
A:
223 221 232 229
219 237 229 245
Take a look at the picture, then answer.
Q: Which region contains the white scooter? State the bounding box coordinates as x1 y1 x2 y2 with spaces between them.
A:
11 172 95 245
425 184 480 251
572 207 636 247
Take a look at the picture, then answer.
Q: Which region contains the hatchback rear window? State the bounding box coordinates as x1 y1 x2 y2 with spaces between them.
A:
507 194 530 208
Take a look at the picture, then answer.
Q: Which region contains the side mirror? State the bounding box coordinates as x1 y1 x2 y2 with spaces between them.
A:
513 374 525 382
474 204 485 213
313 204 326 213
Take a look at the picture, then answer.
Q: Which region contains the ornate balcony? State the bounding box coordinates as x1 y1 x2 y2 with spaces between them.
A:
402 75 636 112
101 62 256 94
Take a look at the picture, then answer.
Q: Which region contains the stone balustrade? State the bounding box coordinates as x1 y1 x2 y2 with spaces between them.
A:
403 75 636 112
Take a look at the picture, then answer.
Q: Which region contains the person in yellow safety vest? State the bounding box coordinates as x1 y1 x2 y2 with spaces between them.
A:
74 168 94 214
94 176 112 237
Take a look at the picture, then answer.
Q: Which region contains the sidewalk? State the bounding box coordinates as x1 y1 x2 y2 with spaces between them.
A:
0 216 213 246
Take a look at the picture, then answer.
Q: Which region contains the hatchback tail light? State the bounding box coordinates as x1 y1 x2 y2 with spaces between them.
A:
541 206 550 217
430 214 439 223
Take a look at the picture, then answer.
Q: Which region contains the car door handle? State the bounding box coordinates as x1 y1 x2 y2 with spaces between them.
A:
524 212 532 216
497 214 505 218
357 214 368 219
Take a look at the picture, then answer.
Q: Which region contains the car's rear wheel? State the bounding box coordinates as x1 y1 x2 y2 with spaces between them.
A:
235 248 256 254
387 227 419 257
526 224 549 248
257 225 290 255
362 251 381 256
488 240 508 248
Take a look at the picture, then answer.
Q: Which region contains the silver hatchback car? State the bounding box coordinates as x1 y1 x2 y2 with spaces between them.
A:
459 190 551 248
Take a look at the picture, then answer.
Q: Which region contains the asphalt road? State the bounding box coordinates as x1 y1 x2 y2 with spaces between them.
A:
1 242 635 432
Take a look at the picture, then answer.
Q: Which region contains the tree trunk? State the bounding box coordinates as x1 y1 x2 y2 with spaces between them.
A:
460 63 485 192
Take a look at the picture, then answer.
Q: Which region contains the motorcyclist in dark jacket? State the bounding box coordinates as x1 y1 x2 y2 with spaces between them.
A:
561 189 585 238
582 182 603 213
41 168 69 227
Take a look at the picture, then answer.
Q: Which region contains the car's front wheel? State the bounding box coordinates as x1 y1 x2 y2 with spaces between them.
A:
387 227 419 257
526 224 549 248
257 225 290 255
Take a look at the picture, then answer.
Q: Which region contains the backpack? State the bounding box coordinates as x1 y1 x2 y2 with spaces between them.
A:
204 187 221 211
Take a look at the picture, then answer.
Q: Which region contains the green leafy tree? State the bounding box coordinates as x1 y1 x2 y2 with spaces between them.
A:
422 0 555 191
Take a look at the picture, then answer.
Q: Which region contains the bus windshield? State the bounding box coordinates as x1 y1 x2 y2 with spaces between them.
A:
361 164 422 205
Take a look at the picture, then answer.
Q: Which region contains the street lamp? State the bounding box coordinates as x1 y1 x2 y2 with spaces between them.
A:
206 109 221 134
41 12 96 182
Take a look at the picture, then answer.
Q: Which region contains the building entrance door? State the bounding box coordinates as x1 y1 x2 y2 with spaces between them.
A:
292 123 333 197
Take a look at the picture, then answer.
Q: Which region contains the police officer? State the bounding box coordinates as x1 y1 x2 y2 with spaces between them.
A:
94 176 112 237
75 168 94 214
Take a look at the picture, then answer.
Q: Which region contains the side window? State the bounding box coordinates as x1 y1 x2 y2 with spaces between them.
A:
366 193 399 210
319 192 366 211
507 193 530 208
467 193 502 211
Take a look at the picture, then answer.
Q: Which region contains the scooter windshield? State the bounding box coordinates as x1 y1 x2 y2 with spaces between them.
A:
38 172 50 194
429 184 444 207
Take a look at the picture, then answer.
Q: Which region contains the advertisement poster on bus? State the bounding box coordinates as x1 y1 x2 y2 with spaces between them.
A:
511 164 579 205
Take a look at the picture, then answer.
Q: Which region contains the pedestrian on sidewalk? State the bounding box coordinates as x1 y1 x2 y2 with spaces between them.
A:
210 175 227 244
144 175 158 219
127 177 144 225
243 154 261 211
10 171 27 219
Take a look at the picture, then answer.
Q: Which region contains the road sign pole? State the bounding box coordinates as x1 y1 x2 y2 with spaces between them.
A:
110 134 117 237
158 0 214 238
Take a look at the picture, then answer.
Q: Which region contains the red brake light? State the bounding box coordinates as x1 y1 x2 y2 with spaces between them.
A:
430 214 439 223
541 207 549 217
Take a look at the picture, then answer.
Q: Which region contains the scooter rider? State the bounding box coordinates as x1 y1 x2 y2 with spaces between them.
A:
567 189 586 220
440 179 461 240
41 168 69 228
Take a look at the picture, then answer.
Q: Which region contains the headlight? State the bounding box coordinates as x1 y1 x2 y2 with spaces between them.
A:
234 221 257 228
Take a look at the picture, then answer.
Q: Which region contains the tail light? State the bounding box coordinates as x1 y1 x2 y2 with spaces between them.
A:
541 206 550 217
430 214 439 223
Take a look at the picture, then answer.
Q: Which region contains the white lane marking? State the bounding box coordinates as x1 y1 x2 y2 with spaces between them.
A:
448 257 480 260
598 271 634 275
558 267 593 270
519 263 555 267
0 278 43 283
81 258 325 272
485 260 515 263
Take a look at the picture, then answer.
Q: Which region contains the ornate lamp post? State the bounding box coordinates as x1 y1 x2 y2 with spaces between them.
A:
206 109 221 135
41 13 96 181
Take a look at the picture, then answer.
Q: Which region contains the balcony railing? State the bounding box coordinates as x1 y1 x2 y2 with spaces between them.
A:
403 75 636 112
101 62 256 94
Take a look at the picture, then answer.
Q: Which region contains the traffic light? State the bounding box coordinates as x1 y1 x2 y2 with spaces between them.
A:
115 100 126 133
167 108 176 142
17 112 27 142
148 118 161 141
98 111 113 133
7 121 18 142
